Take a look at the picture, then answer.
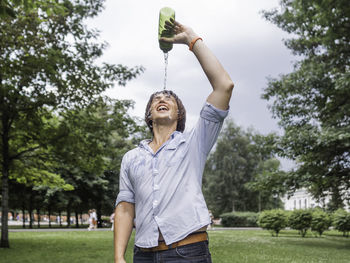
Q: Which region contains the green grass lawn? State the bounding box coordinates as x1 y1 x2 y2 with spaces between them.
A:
1 229 349 262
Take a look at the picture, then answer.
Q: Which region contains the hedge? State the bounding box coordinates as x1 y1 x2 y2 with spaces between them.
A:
220 212 259 227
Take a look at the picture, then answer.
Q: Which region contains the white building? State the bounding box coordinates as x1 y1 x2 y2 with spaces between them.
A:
281 188 350 211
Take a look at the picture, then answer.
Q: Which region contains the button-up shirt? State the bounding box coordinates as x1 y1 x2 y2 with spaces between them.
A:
115 102 228 248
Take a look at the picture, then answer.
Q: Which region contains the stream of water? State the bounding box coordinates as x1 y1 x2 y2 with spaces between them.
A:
163 52 169 90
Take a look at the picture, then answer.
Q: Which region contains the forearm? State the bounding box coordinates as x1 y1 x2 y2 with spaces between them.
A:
190 37 233 92
181 31 233 109
114 202 135 263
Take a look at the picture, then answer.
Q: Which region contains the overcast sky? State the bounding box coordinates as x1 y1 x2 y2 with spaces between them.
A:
87 0 296 170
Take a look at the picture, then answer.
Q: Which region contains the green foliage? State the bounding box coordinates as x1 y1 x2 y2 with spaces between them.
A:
203 120 283 215
258 209 288 237
220 212 258 227
0 0 143 247
332 209 350 237
246 158 288 197
262 0 350 208
310 209 331 236
288 209 312 237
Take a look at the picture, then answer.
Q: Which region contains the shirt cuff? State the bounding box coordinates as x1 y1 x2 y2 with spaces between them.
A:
115 191 135 208
200 102 229 122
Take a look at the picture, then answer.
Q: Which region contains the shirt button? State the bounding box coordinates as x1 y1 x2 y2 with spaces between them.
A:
153 200 158 206
153 169 159 174
154 184 159 190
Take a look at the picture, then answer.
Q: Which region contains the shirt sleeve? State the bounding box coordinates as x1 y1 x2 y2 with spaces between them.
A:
196 102 229 155
115 154 135 207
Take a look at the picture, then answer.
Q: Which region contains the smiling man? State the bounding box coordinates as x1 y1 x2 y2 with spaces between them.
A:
114 20 234 263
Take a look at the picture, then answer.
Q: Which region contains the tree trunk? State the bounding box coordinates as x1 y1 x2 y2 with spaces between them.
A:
29 194 33 228
48 206 51 228
1 167 10 248
37 208 40 228
75 211 79 228
1 108 10 248
80 213 83 226
29 209 33 228
330 184 344 211
22 206 26 229
67 200 71 228
97 202 102 228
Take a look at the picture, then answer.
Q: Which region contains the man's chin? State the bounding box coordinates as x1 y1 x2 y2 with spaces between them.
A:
154 115 177 125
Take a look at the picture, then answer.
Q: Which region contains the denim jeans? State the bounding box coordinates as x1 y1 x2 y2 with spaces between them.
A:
133 241 212 263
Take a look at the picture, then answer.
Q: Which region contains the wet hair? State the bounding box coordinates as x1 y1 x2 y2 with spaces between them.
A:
145 90 186 134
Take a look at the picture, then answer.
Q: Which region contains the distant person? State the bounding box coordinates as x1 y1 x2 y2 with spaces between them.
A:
87 209 94 231
110 213 115 231
114 19 233 263
92 209 97 229
208 210 214 230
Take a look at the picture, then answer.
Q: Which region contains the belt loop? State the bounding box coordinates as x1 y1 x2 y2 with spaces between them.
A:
168 243 173 249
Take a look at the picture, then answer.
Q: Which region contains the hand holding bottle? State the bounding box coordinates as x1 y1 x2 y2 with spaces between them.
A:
160 19 199 48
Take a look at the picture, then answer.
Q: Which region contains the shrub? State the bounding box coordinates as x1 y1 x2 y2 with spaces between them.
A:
220 212 258 227
332 209 350 237
258 209 288 237
310 209 331 236
288 209 312 237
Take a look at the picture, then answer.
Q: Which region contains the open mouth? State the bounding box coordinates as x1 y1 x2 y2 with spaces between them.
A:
157 105 169 112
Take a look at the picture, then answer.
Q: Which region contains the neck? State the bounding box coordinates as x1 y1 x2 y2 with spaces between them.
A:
150 123 177 152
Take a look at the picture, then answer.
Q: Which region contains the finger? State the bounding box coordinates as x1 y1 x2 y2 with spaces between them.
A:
174 25 182 34
165 20 175 29
164 23 174 30
159 37 174 43
165 19 174 25
172 19 182 27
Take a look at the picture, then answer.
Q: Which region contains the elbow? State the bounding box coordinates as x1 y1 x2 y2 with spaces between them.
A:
223 79 234 94
227 80 234 92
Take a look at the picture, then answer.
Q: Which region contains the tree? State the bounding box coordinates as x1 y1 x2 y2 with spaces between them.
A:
258 209 288 237
0 0 143 248
262 0 350 209
203 120 282 216
246 158 288 211
289 209 312 237
310 209 331 236
52 98 140 228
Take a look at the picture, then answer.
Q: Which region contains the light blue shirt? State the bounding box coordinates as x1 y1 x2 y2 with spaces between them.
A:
115 102 228 248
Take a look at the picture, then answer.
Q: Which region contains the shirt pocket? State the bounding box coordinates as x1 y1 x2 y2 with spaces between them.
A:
164 146 187 167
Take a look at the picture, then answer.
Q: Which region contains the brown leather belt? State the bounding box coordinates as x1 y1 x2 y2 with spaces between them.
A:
140 232 208 252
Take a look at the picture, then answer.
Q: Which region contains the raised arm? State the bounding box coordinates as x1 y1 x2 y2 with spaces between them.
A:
161 20 234 110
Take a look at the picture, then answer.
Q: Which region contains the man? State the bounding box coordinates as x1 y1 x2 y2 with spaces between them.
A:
114 19 234 263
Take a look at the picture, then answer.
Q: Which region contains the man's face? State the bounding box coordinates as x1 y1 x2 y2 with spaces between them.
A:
149 92 179 125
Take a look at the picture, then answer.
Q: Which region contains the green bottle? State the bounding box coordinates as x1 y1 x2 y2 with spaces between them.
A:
158 7 175 53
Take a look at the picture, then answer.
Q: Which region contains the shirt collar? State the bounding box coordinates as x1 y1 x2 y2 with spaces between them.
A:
139 131 185 152
167 131 186 150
